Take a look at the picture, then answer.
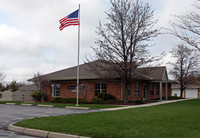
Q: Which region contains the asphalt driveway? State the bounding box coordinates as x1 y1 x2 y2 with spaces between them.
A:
0 104 97 138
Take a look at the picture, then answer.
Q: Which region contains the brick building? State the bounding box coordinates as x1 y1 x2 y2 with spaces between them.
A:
31 61 172 101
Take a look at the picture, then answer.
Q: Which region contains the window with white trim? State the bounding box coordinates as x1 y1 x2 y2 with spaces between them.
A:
51 84 60 97
95 82 107 96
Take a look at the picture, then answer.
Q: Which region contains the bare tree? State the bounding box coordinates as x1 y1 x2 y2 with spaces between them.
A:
168 0 200 51
79 82 92 102
88 0 161 103
0 73 7 91
32 72 50 102
169 45 199 98
0 73 6 85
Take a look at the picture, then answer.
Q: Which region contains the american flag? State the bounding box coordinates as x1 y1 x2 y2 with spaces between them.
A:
59 9 79 31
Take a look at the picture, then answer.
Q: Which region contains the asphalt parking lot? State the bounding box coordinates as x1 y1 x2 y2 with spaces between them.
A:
0 104 97 138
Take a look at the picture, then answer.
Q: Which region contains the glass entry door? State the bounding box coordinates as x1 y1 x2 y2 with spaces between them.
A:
143 84 147 100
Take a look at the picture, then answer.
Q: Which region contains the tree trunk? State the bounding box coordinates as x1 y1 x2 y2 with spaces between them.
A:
41 94 44 103
41 98 44 103
41 89 45 103
180 87 184 98
124 81 129 103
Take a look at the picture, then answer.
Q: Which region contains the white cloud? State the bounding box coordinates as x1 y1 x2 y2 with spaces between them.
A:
146 0 195 55
0 0 197 82
0 0 107 82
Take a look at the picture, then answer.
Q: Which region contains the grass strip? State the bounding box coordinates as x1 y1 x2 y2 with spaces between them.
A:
0 101 122 109
0 101 22 104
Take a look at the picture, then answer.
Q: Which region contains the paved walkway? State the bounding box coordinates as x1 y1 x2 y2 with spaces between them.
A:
101 99 189 111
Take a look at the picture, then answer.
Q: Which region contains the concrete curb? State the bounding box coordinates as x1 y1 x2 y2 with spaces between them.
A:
6 103 16 105
7 124 25 133
24 128 49 137
65 106 89 110
48 132 79 138
37 104 54 108
7 123 90 138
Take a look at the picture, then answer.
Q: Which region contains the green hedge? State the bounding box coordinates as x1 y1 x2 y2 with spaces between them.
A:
92 98 105 104
92 93 118 104
31 91 41 101
97 93 117 101
50 93 118 104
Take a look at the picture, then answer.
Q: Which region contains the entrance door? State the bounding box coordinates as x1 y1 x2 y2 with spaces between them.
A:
143 84 147 100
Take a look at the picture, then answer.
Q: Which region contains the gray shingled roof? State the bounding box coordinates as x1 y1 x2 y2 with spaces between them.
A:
41 61 101 81
137 67 167 81
30 61 167 82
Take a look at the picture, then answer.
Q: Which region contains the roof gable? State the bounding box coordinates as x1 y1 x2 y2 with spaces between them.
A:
30 61 167 82
162 69 168 81
137 66 167 81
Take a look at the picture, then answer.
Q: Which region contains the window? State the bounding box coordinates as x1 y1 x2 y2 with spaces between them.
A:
51 84 60 97
134 83 139 96
156 83 159 96
0 93 2 99
95 82 107 96
150 83 154 96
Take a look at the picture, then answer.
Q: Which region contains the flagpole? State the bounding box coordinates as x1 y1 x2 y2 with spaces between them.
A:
76 4 80 106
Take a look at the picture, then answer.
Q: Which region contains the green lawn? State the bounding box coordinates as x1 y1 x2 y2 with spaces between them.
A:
15 99 200 138
0 101 121 109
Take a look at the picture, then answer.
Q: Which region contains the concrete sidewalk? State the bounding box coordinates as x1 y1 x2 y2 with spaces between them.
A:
101 99 189 111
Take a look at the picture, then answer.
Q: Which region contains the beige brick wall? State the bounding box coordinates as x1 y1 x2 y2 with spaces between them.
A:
0 90 35 102
0 91 13 101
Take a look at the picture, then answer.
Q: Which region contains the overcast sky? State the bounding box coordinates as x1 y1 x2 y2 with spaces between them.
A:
0 0 195 82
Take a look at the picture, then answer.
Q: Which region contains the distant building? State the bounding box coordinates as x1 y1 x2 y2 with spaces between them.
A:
0 84 37 102
172 84 200 98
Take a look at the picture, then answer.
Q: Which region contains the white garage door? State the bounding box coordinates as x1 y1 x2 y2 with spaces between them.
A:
172 89 181 97
185 89 197 98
